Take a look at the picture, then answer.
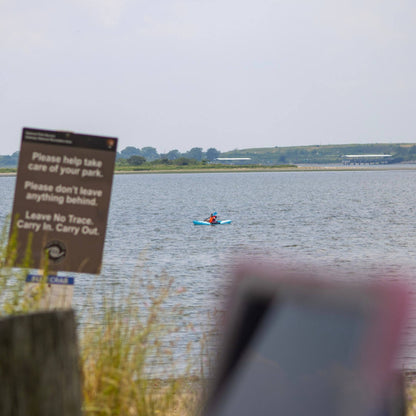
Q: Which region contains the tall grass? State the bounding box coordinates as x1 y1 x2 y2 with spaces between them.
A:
0 217 51 315
0 218 204 415
80 272 203 416
406 378 416 416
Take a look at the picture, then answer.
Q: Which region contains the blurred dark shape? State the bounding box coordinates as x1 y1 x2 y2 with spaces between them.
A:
203 261 410 416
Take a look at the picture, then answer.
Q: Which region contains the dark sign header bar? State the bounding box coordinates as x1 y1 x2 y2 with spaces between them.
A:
23 128 117 152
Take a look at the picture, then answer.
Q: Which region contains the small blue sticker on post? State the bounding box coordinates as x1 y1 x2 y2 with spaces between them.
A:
26 274 75 285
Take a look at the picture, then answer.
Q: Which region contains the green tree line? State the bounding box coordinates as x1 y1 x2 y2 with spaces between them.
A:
220 143 416 165
0 152 19 167
116 146 221 166
2 143 416 168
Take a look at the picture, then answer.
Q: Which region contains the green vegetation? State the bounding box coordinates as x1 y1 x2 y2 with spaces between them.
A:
0 218 54 315
221 143 416 165
116 159 296 172
115 143 416 166
1 220 32 315
0 167 17 174
0 152 19 168
2 143 416 169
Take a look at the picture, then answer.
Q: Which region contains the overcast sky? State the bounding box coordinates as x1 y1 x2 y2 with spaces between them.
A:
1 0 415 155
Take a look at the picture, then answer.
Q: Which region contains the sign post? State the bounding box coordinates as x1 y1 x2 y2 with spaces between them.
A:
10 128 117 307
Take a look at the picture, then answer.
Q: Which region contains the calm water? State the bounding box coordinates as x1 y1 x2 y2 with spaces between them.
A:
1 170 416 368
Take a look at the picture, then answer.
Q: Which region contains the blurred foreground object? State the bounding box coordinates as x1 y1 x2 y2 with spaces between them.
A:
0 310 81 416
204 261 410 416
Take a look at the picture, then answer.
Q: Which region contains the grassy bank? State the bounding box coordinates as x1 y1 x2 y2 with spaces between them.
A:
0 167 17 175
3 163 416 177
115 162 297 172
0 163 297 175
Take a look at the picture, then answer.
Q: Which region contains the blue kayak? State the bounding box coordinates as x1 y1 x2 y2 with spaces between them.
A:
193 220 232 225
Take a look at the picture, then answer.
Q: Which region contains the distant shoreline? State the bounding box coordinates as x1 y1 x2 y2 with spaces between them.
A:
2 164 416 177
114 164 416 174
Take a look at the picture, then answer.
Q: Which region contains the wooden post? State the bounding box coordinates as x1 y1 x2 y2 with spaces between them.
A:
0 310 81 416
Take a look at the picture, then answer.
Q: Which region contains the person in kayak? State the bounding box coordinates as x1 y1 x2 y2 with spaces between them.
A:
208 212 219 224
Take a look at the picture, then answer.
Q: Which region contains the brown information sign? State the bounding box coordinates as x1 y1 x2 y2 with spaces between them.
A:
10 128 118 274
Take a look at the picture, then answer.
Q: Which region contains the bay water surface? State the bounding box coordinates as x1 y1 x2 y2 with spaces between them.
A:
1 169 416 369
